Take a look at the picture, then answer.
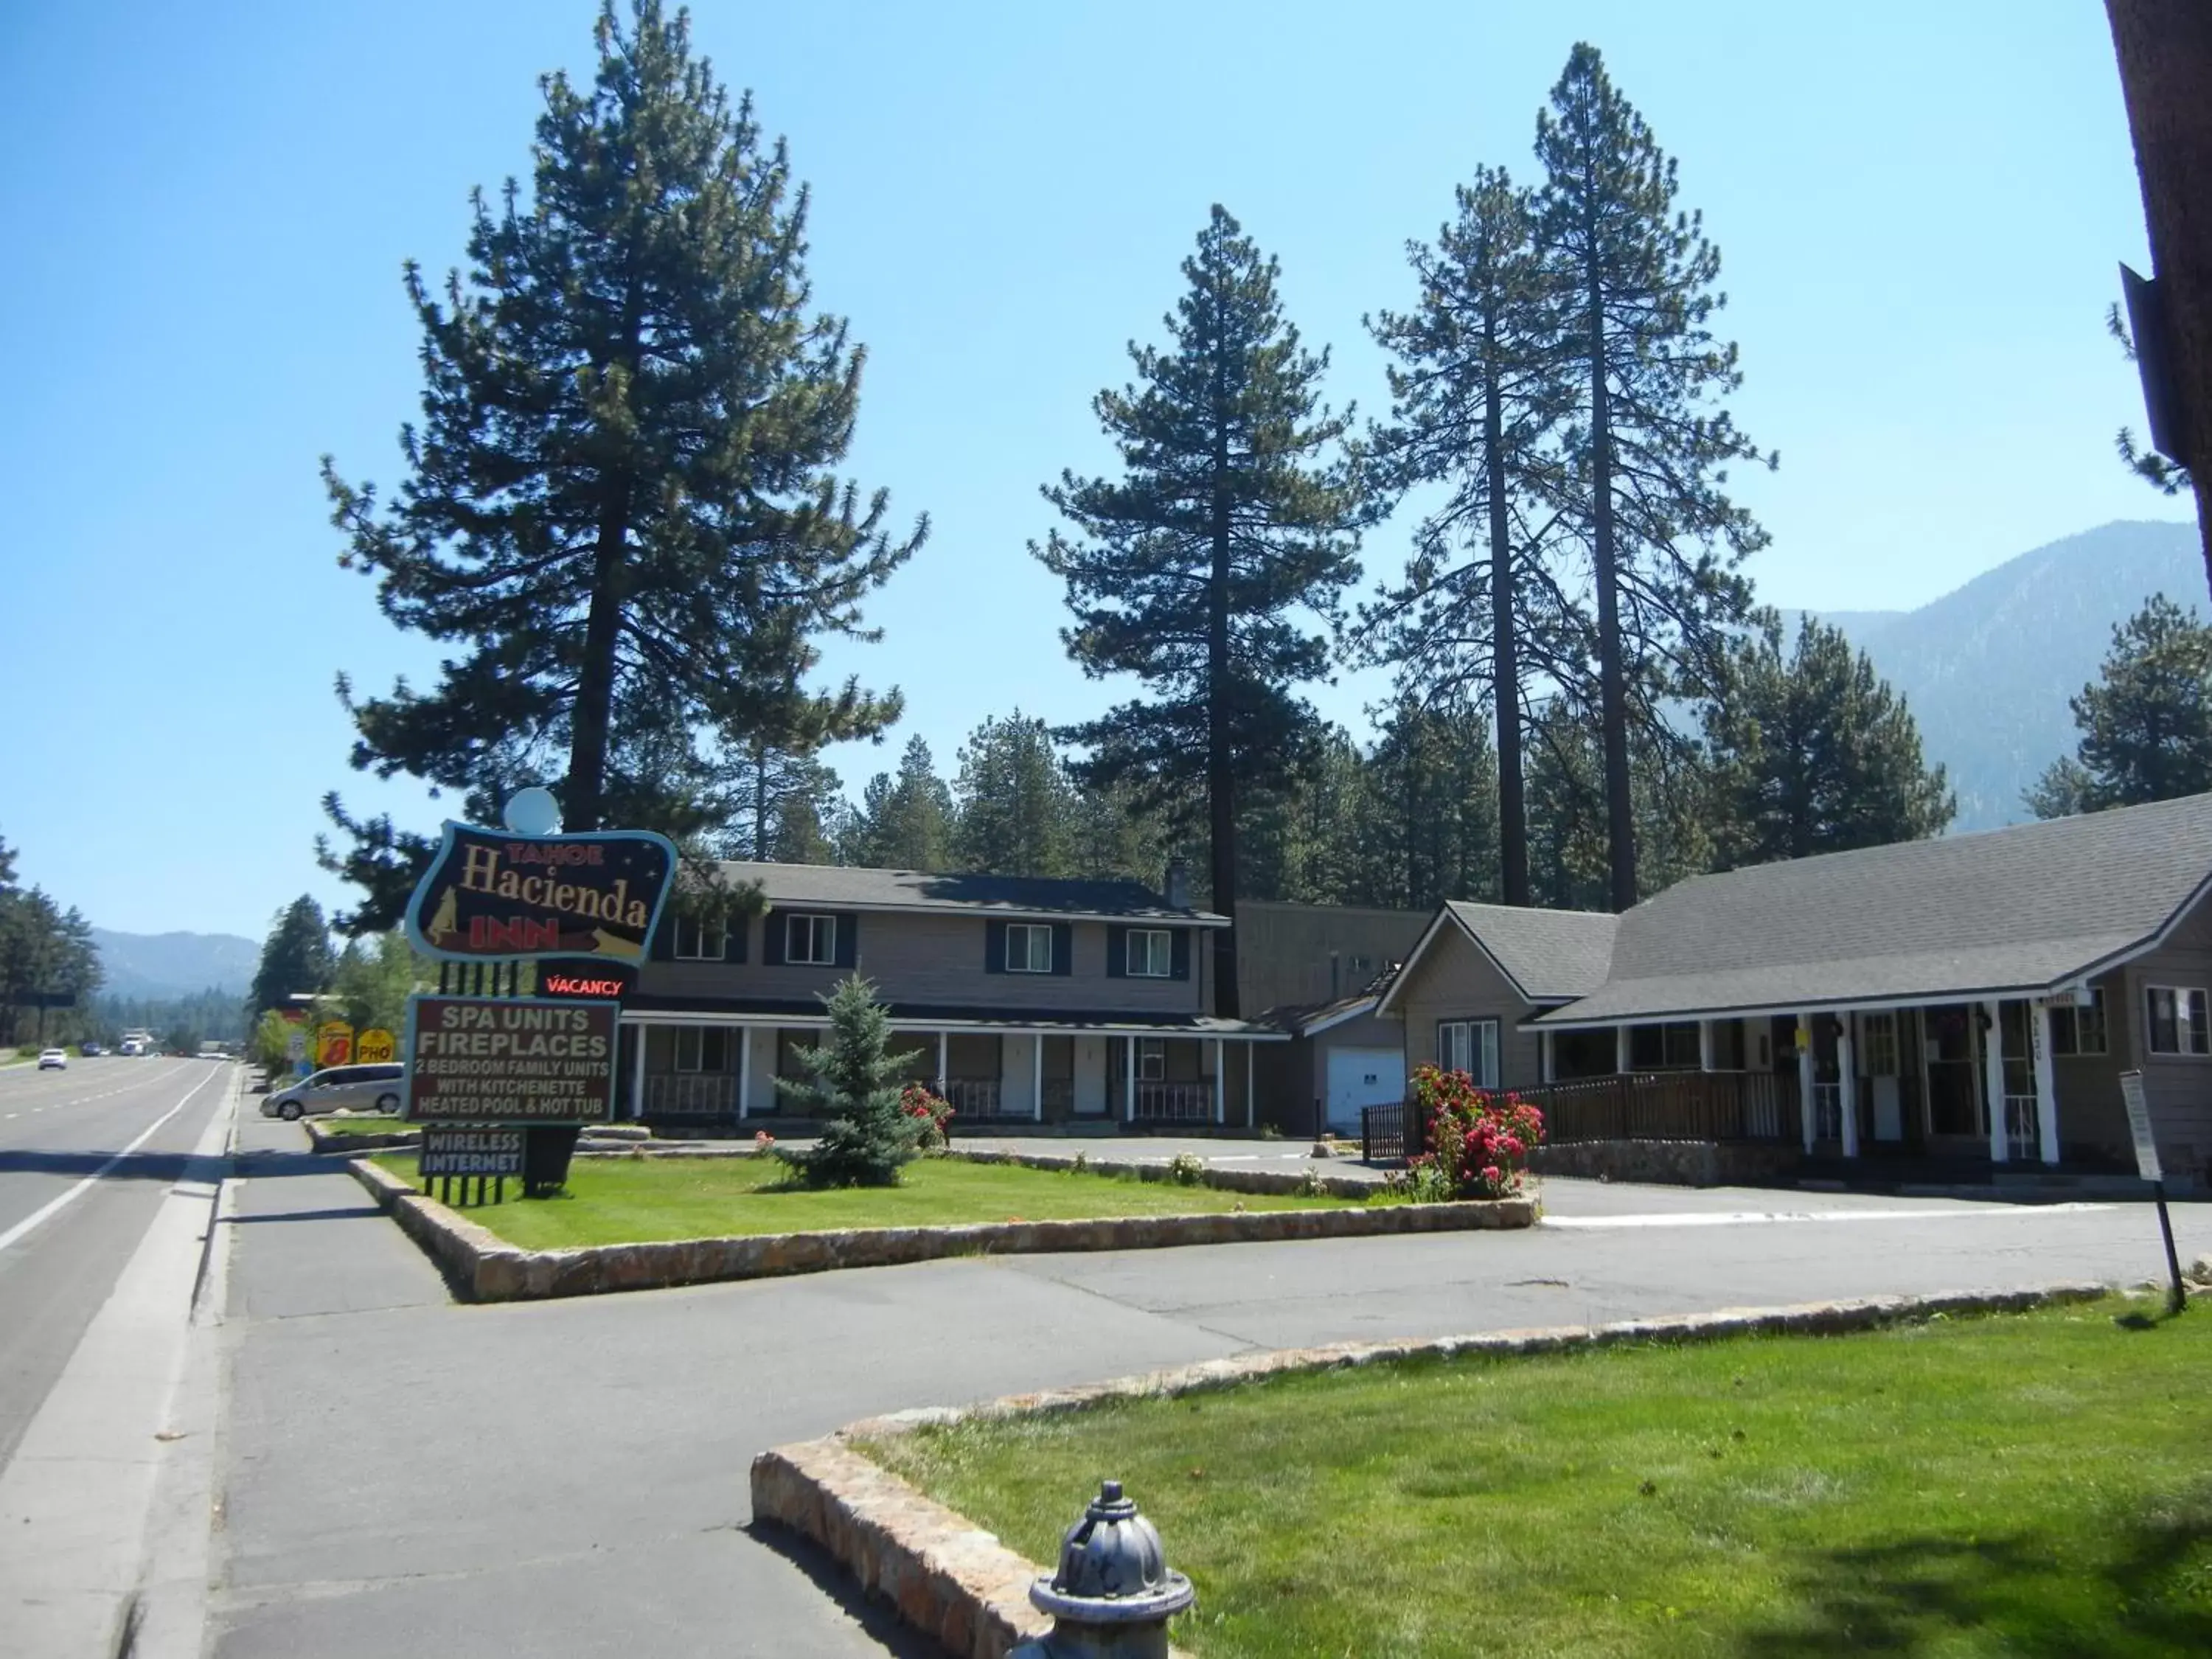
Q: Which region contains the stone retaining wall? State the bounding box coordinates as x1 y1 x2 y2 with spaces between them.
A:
347 1158 1533 1302
754 1280 2115 1659
1529 1138 1801 1187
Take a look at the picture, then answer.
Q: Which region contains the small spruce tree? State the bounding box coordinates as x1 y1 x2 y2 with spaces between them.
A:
776 975 922 1187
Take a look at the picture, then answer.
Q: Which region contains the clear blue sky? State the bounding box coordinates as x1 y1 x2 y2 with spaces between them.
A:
0 0 2190 940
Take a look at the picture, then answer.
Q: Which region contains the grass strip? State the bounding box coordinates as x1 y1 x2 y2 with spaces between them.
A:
861 1295 2212 1658
375 1150 1366 1249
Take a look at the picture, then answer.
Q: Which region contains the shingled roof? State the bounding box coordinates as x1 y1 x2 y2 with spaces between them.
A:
1534 791 2212 1027
1378 902 1619 1014
706 861 1227 926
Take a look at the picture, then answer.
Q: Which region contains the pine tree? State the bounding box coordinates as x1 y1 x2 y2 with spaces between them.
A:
776 975 923 1187
319 0 922 928
1359 700 1502 909
951 712 1077 877
248 897 336 1018
1064 777 1174 888
1365 166 1572 906
1703 614 1955 866
1037 206 1366 1014
1536 44 1773 911
2027 594 2212 815
1525 696 1712 911
0 883 101 1048
852 735 955 869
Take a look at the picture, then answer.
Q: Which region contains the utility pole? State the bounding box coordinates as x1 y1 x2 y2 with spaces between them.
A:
2107 0 2212 594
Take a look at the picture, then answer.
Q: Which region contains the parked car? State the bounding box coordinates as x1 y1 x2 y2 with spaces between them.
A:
260 1062 406 1121
80 1041 105 1057
38 1048 67 1070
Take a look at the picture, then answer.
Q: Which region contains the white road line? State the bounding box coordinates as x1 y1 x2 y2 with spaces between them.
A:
1544 1202 2115 1231
0 1068 226 1254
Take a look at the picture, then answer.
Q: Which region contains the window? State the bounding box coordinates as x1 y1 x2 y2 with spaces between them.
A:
2146 986 2209 1057
1862 1012 1899 1077
1138 1037 1165 1081
1006 922 1053 974
2049 988 2108 1057
1127 928 1172 978
673 914 726 960
675 1028 728 1072
1436 1019 1500 1088
785 913 837 966
1628 1022 1702 1070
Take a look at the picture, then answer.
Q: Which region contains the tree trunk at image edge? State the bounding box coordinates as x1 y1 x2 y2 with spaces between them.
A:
1486 369 1531 906
1209 457 1242 1018
2107 0 2212 597
1587 276 1637 912
565 496 631 833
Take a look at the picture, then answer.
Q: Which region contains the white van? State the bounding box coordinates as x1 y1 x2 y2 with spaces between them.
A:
260 1063 406 1121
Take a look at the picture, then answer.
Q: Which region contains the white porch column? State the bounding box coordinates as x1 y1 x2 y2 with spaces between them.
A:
1540 1029 1554 1085
1125 1036 1136 1122
1837 1017 1860 1159
1698 1020 1715 1073
1213 1039 1225 1125
1983 998 2009 1163
630 1022 647 1120
1615 1025 1632 1074
1033 1032 1045 1122
737 1026 751 1119
1245 1045 1255 1127
2034 1000 2060 1166
1796 1014 1816 1152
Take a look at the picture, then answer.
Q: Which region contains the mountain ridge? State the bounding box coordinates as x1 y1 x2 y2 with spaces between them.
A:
89 928 259 1001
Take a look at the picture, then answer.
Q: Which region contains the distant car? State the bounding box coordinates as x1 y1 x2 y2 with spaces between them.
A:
117 1040 143 1057
80 1042 104 1057
260 1062 406 1121
38 1048 67 1070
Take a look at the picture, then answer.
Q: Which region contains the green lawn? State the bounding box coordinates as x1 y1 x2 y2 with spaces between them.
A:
861 1298 2212 1658
316 1116 416 1137
376 1152 1366 1249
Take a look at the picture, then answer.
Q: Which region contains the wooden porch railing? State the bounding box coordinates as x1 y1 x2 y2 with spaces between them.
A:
1522 1071 1798 1144
645 1074 738 1116
1134 1081 1214 1123
1363 1071 1800 1163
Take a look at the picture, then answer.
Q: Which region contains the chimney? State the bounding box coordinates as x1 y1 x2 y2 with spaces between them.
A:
1164 858 1190 910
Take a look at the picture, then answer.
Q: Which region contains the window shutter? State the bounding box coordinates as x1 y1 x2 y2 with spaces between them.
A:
985 919 1008 975
835 913 858 969
726 915 747 964
762 914 785 967
1051 923 1072 977
1171 928 1190 981
1106 925 1127 978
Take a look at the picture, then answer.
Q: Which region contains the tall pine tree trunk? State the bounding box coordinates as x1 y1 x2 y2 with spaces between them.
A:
2107 0 2212 594
566 493 631 832
1586 268 1638 913
1208 487 1241 1016
1485 365 1530 907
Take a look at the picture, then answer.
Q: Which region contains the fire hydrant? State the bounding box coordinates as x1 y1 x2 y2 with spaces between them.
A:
1009 1480 1195 1659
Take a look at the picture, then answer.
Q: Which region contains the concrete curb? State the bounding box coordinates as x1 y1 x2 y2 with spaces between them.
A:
304 1121 417 1154
343 1158 1534 1302
752 1280 2115 1659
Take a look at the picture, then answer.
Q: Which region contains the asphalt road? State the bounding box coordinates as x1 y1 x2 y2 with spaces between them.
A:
204 1121 2212 1659
0 1056 234 1471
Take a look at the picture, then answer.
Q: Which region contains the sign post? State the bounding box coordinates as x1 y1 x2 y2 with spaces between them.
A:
397 793 675 1205
2118 1070 2187 1315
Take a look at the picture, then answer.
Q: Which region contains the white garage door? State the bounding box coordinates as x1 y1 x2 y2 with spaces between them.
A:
1325 1047 1405 1133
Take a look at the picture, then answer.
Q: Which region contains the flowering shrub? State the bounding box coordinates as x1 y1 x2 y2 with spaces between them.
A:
1400 1064 1545 1199
900 1083 953 1152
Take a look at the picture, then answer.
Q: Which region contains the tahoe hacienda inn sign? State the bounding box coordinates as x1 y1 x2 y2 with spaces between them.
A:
398 790 676 1200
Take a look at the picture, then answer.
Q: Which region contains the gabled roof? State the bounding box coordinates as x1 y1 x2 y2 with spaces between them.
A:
706 861 1228 927
1534 791 2212 1027
1377 901 1619 1014
1259 964 1403 1037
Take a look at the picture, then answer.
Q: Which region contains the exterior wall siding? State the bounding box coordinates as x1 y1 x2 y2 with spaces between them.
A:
1393 925 1542 1091
638 912 1203 1016
2121 945 2212 1186
1235 900 1428 1014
